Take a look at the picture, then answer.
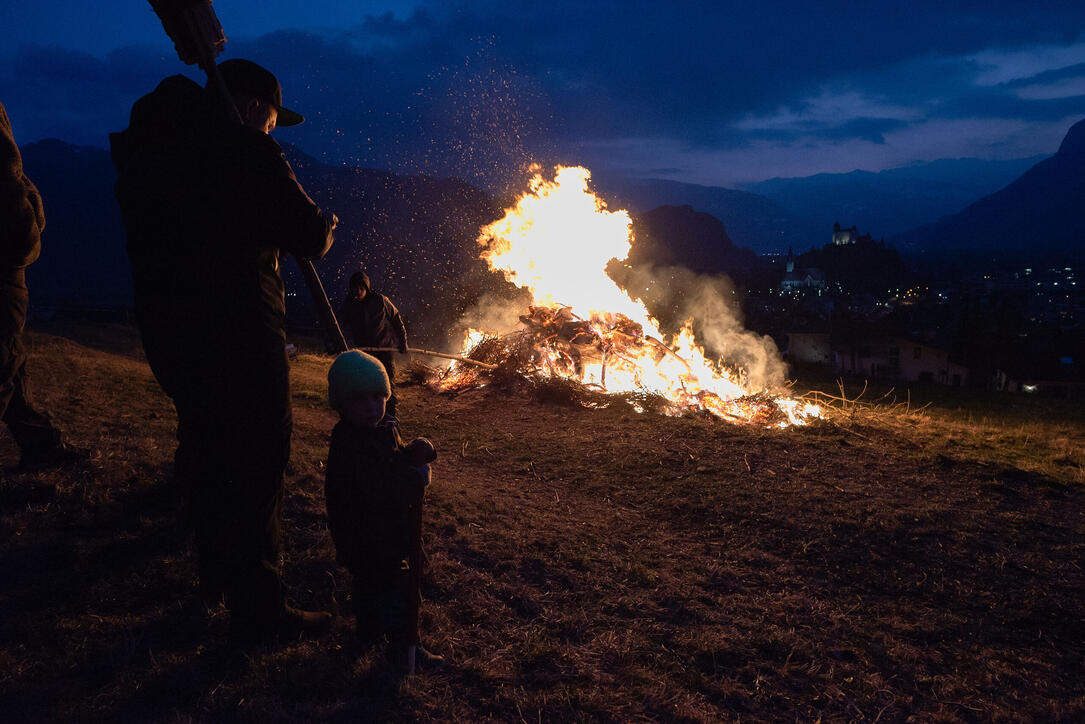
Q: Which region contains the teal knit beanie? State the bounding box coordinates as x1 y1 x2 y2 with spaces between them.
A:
328 350 390 409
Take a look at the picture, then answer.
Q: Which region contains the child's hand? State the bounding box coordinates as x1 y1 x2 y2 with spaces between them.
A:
405 437 436 466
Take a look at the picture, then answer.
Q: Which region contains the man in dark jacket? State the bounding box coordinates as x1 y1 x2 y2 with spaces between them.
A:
0 101 83 470
110 60 336 642
338 270 408 419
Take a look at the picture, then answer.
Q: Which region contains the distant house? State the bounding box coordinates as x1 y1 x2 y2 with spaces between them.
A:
786 331 969 385
780 247 826 291
834 336 969 386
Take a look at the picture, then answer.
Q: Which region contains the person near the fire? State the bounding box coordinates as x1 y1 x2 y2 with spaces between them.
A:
324 350 443 669
338 270 408 419
110 59 337 643
0 101 86 470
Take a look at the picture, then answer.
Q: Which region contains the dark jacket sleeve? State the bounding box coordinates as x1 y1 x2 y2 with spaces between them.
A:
385 297 408 347
0 102 43 268
241 130 334 261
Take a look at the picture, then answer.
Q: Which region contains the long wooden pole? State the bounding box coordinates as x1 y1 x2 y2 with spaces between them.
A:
357 347 498 370
298 258 348 352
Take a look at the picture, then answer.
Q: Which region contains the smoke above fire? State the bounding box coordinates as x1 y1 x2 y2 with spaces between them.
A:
612 263 788 395
447 164 819 425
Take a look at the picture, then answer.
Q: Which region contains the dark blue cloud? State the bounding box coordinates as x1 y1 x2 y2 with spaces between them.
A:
390 1 1085 135
937 91 1085 121
0 44 176 147
1004 62 1085 87
1 0 1083 185
742 117 912 145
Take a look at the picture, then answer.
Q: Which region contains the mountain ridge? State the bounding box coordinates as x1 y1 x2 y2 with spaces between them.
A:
892 118 1085 261
738 155 1048 238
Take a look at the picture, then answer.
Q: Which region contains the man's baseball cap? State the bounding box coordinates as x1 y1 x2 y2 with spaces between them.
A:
217 59 304 127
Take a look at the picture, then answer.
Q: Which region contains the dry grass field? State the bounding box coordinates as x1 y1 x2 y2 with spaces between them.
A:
1 324 1083 722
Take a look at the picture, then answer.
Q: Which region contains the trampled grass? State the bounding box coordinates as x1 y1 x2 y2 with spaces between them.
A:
1 325 1082 722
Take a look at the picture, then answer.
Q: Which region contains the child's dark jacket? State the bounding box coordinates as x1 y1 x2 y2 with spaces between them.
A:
325 418 427 572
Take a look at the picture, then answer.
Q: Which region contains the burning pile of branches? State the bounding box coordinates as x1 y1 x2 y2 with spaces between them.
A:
430 305 805 426
513 305 651 385
436 305 653 387
427 164 821 427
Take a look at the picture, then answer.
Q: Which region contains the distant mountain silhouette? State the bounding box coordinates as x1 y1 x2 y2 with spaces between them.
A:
629 205 758 276
605 204 763 340
278 143 501 344
592 174 821 254
741 156 1047 238
893 119 1085 261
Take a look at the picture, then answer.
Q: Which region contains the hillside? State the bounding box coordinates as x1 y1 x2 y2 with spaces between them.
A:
278 144 502 345
629 205 760 276
894 118 1085 260
796 236 910 296
2 325 1083 721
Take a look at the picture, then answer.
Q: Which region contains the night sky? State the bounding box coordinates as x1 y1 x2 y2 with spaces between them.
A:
2 1 1084 190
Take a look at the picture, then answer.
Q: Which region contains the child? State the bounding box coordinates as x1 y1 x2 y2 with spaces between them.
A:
324 350 442 669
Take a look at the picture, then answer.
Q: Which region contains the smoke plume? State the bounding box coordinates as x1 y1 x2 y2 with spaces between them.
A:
610 262 788 394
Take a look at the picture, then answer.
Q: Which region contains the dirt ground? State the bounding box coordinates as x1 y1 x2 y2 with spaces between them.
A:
1 325 1082 722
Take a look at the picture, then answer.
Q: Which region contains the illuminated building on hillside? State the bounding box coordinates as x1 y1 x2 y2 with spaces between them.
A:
832 221 878 246
780 246 826 291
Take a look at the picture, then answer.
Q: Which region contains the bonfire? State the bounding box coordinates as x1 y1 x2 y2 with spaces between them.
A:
435 165 821 428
